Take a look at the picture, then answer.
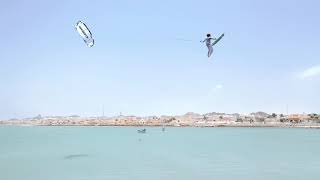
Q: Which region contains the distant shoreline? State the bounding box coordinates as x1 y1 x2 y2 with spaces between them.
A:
1 124 320 129
1 112 319 129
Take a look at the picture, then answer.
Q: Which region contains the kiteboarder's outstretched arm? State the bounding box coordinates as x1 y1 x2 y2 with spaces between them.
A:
201 38 217 43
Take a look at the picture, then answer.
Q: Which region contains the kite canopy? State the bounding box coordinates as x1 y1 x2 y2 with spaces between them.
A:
75 21 94 47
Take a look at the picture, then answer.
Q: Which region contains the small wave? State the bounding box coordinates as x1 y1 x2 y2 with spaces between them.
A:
64 154 89 160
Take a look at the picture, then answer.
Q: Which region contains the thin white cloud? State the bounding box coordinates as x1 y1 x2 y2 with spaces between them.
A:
208 84 224 96
215 84 223 89
299 65 320 79
211 84 223 93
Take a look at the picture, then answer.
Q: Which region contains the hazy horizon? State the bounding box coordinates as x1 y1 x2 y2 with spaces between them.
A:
1 109 315 120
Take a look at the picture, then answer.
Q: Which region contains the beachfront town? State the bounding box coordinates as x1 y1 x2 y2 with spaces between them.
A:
1 112 320 128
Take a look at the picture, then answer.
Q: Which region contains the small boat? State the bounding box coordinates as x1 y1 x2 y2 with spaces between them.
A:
137 129 146 133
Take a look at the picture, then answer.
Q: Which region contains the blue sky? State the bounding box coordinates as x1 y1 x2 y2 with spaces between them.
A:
0 0 319 119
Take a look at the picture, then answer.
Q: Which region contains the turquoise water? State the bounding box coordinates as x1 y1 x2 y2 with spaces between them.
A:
1 126 320 180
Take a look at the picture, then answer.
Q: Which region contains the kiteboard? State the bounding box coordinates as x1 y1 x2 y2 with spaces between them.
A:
212 33 224 46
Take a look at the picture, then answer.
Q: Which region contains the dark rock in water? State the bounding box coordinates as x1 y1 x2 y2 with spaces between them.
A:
64 154 89 160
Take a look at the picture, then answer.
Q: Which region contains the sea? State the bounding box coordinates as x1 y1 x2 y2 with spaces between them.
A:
0 126 320 180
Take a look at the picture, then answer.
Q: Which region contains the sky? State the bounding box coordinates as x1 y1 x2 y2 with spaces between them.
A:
0 0 319 119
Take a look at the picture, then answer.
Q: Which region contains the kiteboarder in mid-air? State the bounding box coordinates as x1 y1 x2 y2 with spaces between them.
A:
201 33 224 58
201 34 216 58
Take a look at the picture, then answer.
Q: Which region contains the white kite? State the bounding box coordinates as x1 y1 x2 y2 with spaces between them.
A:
75 21 94 47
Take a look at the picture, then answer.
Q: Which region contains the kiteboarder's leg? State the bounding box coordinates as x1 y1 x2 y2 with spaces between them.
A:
208 45 213 57
206 45 210 57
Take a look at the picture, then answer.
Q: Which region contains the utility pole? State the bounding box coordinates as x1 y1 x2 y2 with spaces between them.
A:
102 105 105 117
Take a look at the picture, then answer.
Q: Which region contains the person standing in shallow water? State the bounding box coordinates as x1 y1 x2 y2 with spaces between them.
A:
201 33 217 58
